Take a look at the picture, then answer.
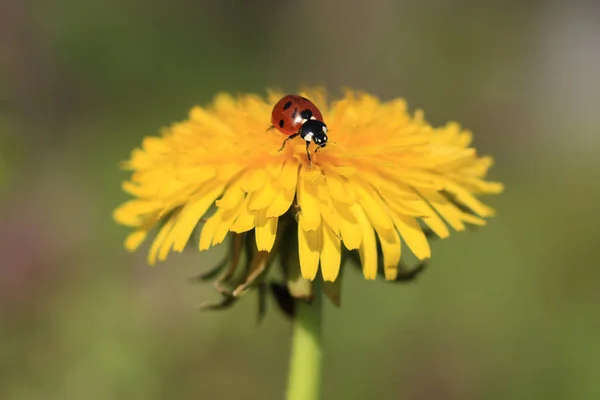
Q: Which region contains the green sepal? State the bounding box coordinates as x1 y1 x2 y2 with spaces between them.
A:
257 282 268 324
392 261 428 283
188 233 245 283
322 273 342 307
270 282 295 319
322 249 350 307
231 220 288 297
346 247 428 283
197 294 237 311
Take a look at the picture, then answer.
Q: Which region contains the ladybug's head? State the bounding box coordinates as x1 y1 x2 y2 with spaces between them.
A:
301 120 328 148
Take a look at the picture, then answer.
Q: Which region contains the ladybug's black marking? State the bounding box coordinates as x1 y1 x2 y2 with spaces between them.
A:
278 119 284 128
300 109 313 120
291 107 298 119
283 101 293 110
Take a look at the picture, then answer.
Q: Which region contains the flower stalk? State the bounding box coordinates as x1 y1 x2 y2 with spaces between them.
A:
286 279 323 400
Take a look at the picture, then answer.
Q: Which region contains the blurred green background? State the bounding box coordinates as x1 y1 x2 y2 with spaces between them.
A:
2 1 600 399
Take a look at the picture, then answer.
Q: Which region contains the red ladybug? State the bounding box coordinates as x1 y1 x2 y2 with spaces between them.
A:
270 95 328 166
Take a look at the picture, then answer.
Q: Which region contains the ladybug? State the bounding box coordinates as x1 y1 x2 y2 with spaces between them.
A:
270 95 328 166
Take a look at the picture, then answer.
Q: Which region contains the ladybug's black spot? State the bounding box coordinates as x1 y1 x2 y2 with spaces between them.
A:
291 107 298 119
300 109 313 120
283 101 293 110
278 119 284 128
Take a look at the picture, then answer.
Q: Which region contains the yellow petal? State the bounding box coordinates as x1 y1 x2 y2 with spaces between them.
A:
279 160 299 190
411 201 450 239
266 159 285 178
255 212 278 252
297 173 321 231
125 230 148 251
395 168 444 191
352 178 394 232
378 228 401 280
148 219 175 265
331 199 362 250
325 171 355 204
212 207 244 246
248 178 279 211
230 198 256 233
420 190 465 232
314 182 340 236
113 200 160 227
240 169 267 192
390 210 431 260
266 188 295 218
460 212 487 226
298 219 321 280
462 175 504 194
444 181 496 217
215 185 246 209
329 165 357 177
216 164 243 181
320 225 341 282
353 205 377 280
198 210 222 251
370 173 421 201
170 185 226 252
141 136 167 153
121 181 145 198
174 166 217 184
378 189 425 217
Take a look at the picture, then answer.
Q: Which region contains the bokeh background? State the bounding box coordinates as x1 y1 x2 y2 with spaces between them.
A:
2 0 600 399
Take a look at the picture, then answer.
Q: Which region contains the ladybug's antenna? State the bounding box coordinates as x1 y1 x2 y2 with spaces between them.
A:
314 143 336 153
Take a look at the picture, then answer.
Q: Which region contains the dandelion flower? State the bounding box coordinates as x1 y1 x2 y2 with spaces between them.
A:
113 87 503 307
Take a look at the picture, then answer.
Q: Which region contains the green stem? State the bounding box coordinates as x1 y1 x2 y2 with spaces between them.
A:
285 279 323 400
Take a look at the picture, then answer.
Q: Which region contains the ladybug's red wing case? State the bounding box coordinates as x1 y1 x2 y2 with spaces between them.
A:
294 96 324 122
271 94 329 168
270 95 324 136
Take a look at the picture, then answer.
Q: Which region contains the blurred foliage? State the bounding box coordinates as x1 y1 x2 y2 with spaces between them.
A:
0 121 19 193
2 0 600 399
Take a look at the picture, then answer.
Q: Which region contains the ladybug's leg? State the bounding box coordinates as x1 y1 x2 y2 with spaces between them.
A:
305 141 312 168
278 133 300 152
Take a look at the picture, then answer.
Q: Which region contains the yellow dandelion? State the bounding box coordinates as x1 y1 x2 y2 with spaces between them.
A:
114 87 502 289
